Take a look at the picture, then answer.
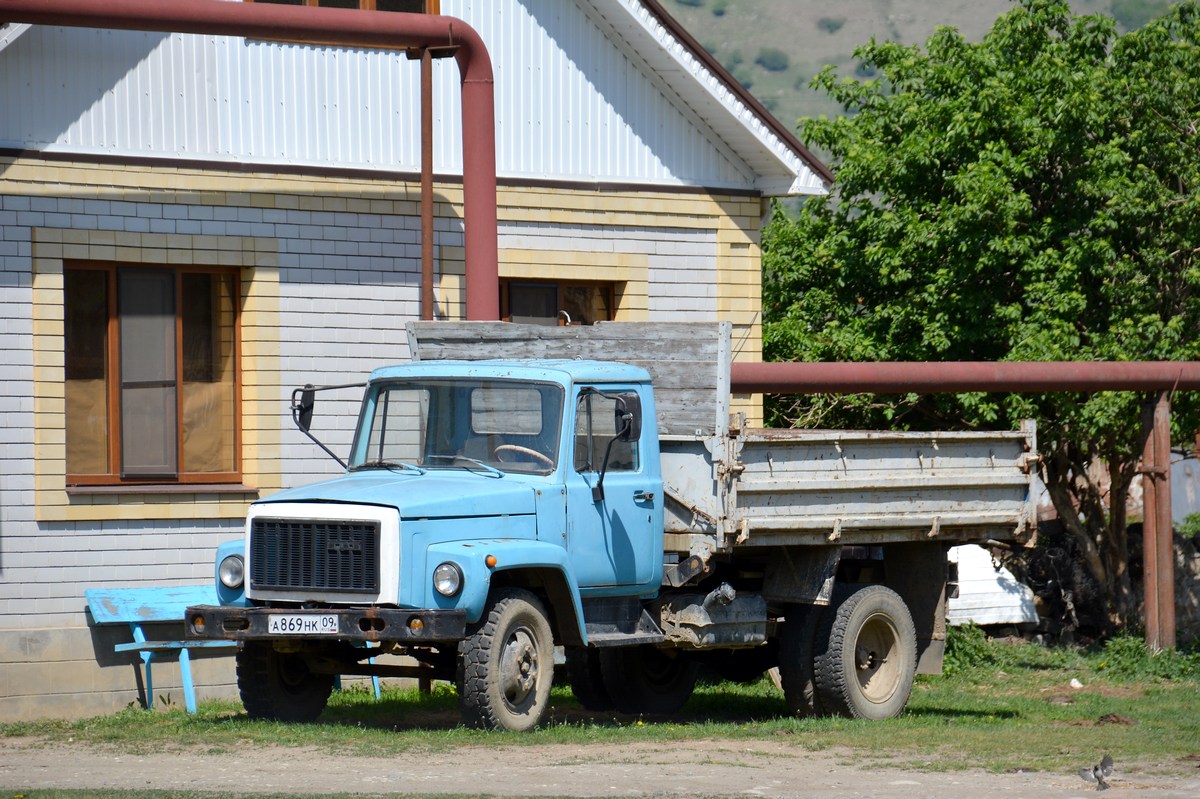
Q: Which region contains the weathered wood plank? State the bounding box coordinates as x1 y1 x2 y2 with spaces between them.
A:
407 321 731 436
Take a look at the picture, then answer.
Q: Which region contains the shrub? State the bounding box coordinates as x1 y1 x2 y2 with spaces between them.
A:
755 47 790 72
712 0 728 16
1094 636 1200 681
675 0 703 7
817 16 845 34
943 624 991 675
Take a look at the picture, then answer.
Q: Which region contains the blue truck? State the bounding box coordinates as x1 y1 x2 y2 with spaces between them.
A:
187 322 1037 730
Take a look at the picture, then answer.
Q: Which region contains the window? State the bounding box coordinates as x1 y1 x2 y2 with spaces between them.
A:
352 379 562 475
64 263 241 485
502 280 615 326
574 392 638 473
250 0 435 11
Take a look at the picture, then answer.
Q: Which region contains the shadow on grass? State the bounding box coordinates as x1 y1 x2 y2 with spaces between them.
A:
902 706 1020 720
200 682 803 734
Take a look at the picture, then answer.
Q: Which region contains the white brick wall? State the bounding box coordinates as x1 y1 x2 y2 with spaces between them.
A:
0 183 751 718
1 189 444 625
498 220 719 321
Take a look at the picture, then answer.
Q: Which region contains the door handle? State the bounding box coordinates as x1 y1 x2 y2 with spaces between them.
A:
633 490 655 502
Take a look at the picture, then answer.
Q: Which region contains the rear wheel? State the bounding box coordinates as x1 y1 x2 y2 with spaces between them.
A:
812 585 917 720
777 603 823 716
236 642 334 722
565 646 614 711
458 589 555 731
599 645 699 715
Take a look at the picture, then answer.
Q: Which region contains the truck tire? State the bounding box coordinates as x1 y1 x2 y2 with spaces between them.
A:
812 585 917 720
565 646 614 711
457 588 555 732
598 645 699 715
777 603 823 716
236 642 334 722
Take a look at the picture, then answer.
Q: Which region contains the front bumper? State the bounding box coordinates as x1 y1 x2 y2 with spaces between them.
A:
185 604 467 643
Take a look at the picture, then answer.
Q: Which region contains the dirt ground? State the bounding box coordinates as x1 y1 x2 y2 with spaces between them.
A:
3 737 1200 798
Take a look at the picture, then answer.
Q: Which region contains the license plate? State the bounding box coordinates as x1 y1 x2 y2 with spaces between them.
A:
268 614 338 635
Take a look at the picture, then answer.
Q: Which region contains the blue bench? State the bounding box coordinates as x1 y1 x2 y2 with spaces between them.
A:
85 584 237 715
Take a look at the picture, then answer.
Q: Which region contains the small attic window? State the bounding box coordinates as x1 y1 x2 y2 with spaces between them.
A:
249 0 435 11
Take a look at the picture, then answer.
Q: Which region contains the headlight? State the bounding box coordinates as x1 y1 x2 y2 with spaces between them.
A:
433 561 463 597
219 554 244 590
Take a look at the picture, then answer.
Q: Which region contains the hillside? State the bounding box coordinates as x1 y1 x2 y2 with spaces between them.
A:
664 0 1171 143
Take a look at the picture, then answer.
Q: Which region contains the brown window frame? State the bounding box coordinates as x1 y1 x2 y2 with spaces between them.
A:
500 279 616 326
64 261 243 488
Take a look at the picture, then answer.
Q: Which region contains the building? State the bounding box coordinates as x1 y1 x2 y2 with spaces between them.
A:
0 0 829 719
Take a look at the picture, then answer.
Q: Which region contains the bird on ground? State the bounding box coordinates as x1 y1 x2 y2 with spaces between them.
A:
1079 754 1114 791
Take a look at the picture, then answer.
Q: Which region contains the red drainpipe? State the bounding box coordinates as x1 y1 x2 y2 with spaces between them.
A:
0 0 499 320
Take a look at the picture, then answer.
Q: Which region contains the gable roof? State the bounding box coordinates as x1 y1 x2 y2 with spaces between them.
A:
0 0 831 196
596 0 832 194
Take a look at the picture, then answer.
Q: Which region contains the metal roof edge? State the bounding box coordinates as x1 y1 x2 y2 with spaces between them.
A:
626 0 833 190
0 22 31 53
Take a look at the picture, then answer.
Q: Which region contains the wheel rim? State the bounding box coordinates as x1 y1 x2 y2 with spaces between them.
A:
499 623 540 711
854 611 901 704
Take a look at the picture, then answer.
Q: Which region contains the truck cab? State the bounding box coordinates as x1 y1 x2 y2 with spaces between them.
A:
190 359 662 731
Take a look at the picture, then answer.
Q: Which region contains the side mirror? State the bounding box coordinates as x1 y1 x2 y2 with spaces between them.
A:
294 385 316 433
616 393 641 442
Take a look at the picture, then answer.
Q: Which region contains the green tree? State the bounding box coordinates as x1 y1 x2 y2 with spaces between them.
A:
764 0 1200 629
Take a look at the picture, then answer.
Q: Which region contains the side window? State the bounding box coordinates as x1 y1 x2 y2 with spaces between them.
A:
64 262 240 484
574 392 638 473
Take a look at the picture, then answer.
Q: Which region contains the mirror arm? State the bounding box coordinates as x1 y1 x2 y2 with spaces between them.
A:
289 382 367 469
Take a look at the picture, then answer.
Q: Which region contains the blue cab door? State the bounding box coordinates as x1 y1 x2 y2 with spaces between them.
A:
564 386 661 589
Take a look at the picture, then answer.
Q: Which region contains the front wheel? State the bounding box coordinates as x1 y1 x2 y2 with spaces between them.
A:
812 585 917 720
236 642 335 722
458 589 555 731
599 645 699 715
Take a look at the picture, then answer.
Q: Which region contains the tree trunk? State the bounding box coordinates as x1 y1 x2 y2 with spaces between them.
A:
1041 442 1127 634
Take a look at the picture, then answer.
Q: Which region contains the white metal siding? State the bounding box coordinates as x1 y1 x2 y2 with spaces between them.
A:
0 184 733 637
0 1 766 190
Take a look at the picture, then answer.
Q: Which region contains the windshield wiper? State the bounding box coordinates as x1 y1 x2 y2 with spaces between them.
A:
350 460 425 475
424 454 504 478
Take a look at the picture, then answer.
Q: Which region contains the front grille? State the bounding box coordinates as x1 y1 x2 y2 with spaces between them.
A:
250 518 381 594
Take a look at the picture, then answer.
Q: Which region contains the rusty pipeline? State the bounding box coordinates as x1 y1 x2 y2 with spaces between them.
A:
0 0 500 320
730 360 1200 394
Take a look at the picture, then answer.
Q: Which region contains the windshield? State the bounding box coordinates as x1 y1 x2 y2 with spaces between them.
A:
348 378 564 475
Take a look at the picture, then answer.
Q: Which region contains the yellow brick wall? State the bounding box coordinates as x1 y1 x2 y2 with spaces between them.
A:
13 155 767 525
30 228 281 523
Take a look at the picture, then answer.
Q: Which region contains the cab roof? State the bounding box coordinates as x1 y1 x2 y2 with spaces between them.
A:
369 359 652 386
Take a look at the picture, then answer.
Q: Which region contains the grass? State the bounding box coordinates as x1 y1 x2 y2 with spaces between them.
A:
3 633 1199 784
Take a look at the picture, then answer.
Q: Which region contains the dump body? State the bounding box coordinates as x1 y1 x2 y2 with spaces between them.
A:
411 321 1038 558
661 424 1037 552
